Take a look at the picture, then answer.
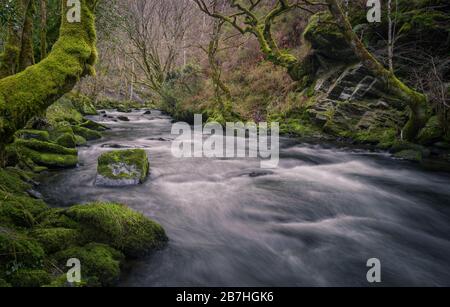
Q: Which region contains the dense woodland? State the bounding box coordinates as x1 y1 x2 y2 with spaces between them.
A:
0 0 449 287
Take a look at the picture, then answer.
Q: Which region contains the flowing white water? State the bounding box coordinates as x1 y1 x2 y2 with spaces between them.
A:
38 110 450 286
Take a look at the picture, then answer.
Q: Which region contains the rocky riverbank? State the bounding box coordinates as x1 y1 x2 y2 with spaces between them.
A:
0 95 166 287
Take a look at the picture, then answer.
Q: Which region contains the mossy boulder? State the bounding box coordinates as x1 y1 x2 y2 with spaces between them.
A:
55 133 77 148
53 243 124 287
79 120 108 131
75 135 87 146
394 149 423 162
303 12 356 62
417 116 443 145
65 202 167 257
14 139 77 156
69 94 98 116
95 149 149 187
30 228 80 254
9 269 51 287
72 126 102 141
15 144 78 169
46 97 85 126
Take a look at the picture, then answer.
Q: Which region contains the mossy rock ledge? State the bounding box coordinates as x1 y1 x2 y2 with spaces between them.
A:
95 149 150 187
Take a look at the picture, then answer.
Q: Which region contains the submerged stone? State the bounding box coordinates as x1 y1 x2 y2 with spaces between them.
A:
95 149 149 187
394 149 423 162
117 116 130 122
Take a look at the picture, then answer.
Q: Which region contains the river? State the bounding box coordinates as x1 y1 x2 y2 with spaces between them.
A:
37 109 450 287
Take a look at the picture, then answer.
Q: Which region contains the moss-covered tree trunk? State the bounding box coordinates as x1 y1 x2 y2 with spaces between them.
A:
0 0 99 151
325 0 429 140
18 0 36 71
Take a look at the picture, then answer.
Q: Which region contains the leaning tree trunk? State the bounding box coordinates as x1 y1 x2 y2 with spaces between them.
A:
0 0 99 150
326 0 429 141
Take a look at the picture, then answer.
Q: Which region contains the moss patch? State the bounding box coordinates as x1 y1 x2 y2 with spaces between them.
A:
79 120 108 132
72 126 102 141
417 116 443 145
0 229 46 274
394 149 423 162
16 130 50 142
31 228 80 254
65 202 167 257
55 133 77 148
9 269 51 287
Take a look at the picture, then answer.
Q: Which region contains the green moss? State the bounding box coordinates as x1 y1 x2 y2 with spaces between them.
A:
0 167 33 194
43 274 85 288
9 269 51 287
35 208 79 229
31 228 80 254
280 119 321 138
68 93 98 116
0 194 47 228
53 243 124 287
46 97 84 126
15 139 77 156
72 126 102 141
0 168 47 228
417 116 443 145
79 119 108 131
75 135 87 146
65 202 167 257
394 149 423 162
10 135 78 169
303 12 355 62
355 128 398 148
15 146 78 169
0 229 45 273
55 133 77 149
97 149 149 183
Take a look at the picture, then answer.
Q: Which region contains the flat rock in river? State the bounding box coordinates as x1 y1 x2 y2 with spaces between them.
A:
95 149 150 187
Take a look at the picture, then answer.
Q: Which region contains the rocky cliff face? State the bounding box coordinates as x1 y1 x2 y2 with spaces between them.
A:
297 12 406 147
